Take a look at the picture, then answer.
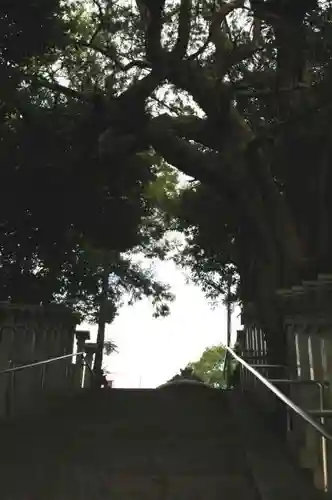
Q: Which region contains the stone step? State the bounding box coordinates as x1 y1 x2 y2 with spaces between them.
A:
2 428 246 469
1 470 260 500
65 387 228 411
1 390 319 500
3 411 237 442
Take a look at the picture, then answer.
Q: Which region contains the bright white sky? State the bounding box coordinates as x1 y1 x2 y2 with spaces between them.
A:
81 259 241 388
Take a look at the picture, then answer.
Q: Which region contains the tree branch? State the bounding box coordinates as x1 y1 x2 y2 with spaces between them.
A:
167 58 229 120
76 39 120 65
89 0 108 45
172 0 192 60
187 36 211 61
148 114 278 261
148 112 304 269
233 81 310 98
188 0 243 62
151 113 225 151
116 69 163 110
227 42 264 68
148 115 231 185
92 0 104 20
252 15 263 45
136 0 166 63
210 16 233 64
23 74 86 101
76 39 151 73
122 59 150 71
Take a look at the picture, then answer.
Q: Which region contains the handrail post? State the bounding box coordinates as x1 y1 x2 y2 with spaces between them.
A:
84 343 98 389
75 331 90 389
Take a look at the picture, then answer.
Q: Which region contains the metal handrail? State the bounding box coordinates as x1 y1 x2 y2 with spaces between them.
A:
225 345 332 441
0 351 92 376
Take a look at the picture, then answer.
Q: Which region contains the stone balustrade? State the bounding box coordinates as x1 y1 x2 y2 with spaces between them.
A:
0 302 93 419
240 274 332 492
276 274 332 330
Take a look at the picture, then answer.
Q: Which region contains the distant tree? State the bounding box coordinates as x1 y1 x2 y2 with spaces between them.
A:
186 345 226 388
103 339 118 356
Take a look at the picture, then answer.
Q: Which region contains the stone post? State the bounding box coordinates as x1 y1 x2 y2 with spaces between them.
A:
74 330 90 389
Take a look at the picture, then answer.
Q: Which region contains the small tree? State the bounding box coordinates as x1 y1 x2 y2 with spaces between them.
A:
186 345 226 388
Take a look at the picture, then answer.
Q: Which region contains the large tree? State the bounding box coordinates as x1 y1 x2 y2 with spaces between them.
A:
3 0 332 362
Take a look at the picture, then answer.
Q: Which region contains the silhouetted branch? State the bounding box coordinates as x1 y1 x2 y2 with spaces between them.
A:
172 0 192 59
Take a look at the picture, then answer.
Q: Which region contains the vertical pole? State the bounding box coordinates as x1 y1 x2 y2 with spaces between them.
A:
225 273 232 387
84 344 97 389
75 330 90 389
227 300 231 349
227 273 232 348
94 269 109 382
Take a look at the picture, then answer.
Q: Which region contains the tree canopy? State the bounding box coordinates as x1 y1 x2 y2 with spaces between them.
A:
2 0 332 361
0 0 178 322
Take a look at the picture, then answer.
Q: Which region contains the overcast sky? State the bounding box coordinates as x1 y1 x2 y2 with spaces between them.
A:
81 259 241 388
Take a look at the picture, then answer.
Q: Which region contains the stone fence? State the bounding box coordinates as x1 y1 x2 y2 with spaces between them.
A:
0 302 96 419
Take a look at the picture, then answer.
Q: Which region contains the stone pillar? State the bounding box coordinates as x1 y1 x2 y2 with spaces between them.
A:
74 330 90 389
76 330 90 355
83 343 97 389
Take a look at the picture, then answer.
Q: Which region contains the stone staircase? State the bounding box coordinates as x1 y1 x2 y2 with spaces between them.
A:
0 384 327 499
